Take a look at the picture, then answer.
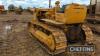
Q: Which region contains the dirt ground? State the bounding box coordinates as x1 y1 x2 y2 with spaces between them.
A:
0 13 50 56
0 13 100 56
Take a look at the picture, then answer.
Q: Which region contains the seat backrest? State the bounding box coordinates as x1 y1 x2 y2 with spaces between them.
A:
63 4 87 24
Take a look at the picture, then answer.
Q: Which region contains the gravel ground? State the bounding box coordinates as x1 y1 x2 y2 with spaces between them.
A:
0 13 49 56
0 13 100 56
0 21 49 56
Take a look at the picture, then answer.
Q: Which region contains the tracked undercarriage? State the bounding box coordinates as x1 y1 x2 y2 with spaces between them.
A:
28 1 95 56
28 21 95 55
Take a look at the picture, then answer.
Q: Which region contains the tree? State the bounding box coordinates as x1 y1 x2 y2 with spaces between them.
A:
19 6 23 12
8 4 15 11
15 6 23 14
59 5 67 13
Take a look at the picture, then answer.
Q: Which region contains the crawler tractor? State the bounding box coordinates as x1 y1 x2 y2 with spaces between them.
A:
0 5 5 14
28 1 95 56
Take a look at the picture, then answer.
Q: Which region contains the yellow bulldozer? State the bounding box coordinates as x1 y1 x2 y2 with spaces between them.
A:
28 1 95 56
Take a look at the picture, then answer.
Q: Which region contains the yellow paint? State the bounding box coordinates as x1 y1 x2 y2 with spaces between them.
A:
35 30 55 51
28 1 90 54
55 4 87 24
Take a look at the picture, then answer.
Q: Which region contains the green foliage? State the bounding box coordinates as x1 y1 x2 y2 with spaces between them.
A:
8 4 15 11
60 5 67 13
19 6 23 12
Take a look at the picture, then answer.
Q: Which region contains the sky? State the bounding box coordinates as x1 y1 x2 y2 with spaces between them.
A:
0 0 90 9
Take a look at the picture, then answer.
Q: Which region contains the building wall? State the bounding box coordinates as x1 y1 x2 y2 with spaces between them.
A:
96 0 100 14
91 0 96 5
91 0 100 5
91 0 100 14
